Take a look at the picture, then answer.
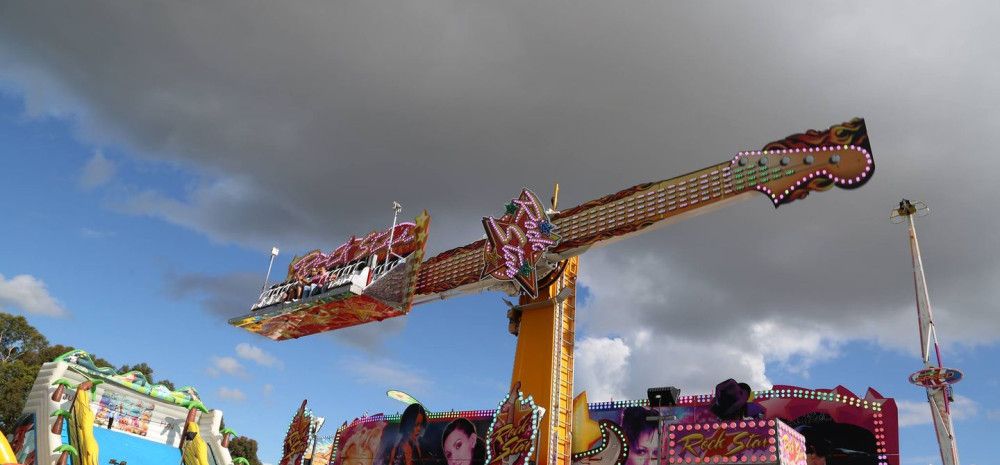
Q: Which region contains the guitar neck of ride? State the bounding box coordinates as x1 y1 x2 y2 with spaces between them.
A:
414 161 739 299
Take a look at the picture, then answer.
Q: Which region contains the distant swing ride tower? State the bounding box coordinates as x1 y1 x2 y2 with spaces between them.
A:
891 199 962 465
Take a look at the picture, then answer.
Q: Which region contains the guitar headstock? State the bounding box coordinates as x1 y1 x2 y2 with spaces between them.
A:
730 118 874 207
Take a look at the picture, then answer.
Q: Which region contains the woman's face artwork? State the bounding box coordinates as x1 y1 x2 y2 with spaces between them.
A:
411 413 427 440
626 430 659 465
443 428 477 465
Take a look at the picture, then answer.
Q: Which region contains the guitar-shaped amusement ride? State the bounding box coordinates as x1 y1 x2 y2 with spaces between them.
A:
230 118 874 465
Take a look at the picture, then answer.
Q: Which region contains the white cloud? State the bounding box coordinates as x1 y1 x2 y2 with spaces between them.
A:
235 343 283 368
896 395 978 427
571 244 998 402
206 356 246 378
583 330 774 398
344 357 430 395
263 384 274 396
79 227 114 239
987 409 1000 421
79 149 115 190
217 387 246 402
575 337 631 401
0 274 68 317
749 321 842 377
574 251 841 398
896 399 932 428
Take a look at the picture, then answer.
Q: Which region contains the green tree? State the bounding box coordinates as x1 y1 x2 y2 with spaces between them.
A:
0 313 49 432
119 362 176 390
0 313 48 363
0 313 157 432
18 344 108 368
0 358 37 432
228 436 264 465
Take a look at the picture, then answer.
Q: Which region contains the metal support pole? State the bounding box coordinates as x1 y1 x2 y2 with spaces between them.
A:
386 201 403 262
646 406 674 465
261 247 279 292
646 414 674 465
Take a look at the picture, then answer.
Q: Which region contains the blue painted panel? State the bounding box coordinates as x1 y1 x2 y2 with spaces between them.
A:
93 428 181 464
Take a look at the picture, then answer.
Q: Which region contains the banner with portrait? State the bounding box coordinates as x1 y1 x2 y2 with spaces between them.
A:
332 407 495 465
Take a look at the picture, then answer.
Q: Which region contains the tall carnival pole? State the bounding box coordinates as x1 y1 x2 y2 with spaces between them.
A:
890 199 963 465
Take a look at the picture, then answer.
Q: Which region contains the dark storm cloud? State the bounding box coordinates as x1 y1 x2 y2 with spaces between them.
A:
164 271 261 317
3 1 999 390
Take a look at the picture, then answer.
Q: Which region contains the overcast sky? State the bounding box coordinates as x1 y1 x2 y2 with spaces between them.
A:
2 1 999 463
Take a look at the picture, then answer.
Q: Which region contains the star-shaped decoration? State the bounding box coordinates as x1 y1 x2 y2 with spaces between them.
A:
481 189 560 297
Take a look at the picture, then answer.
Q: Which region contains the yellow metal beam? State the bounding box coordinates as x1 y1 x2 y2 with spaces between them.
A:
510 257 578 465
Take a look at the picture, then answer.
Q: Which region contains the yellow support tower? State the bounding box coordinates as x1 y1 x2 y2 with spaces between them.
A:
510 257 578 465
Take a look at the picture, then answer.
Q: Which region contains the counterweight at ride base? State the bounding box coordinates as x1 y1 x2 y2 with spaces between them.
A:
231 119 884 465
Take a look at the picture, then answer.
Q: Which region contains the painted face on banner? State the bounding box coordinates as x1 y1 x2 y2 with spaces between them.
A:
626 430 658 465
443 428 477 465
413 413 427 440
340 422 386 465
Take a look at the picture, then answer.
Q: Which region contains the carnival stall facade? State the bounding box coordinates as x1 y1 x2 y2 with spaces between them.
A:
276 381 897 465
